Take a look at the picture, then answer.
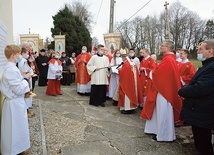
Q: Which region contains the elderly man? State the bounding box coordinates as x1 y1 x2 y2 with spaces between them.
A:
74 46 91 95
178 40 214 155
117 49 142 114
143 40 182 142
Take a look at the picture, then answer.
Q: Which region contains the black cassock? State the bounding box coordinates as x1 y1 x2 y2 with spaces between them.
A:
36 55 49 86
60 56 72 85
89 85 106 106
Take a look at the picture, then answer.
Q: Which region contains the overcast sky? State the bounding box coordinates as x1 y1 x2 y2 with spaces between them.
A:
12 0 214 44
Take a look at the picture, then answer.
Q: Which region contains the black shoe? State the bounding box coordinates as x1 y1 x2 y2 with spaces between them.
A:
120 110 133 114
100 103 105 107
106 97 111 100
112 100 118 106
89 103 98 107
85 93 91 96
145 133 156 136
152 136 173 143
77 92 85 95
152 136 157 141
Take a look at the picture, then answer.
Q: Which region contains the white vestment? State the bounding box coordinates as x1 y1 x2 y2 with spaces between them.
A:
87 55 109 85
18 58 33 109
132 57 140 70
77 81 91 93
109 57 122 98
0 62 30 155
144 93 176 141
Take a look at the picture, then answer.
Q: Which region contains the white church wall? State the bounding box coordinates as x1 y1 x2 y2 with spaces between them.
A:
0 21 8 74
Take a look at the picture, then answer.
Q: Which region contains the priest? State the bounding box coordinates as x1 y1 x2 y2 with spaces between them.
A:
74 46 91 95
142 40 182 142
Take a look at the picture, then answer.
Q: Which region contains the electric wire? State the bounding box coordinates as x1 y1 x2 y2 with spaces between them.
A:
116 0 152 31
93 0 104 31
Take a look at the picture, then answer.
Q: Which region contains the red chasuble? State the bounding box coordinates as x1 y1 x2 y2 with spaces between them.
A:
118 61 143 108
178 62 196 85
74 53 91 84
141 53 182 123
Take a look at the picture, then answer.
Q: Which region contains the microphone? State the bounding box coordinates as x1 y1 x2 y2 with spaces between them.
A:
116 62 124 69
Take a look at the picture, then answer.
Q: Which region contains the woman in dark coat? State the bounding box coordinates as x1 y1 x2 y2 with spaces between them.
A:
37 49 49 86
178 40 214 155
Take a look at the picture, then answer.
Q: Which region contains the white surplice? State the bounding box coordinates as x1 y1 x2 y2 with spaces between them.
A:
87 55 109 85
18 58 33 109
0 62 30 155
144 93 176 141
132 57 140 70
47 60 63 79
109 57 122 98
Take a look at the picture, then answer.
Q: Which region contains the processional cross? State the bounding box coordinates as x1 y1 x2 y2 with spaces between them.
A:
164 1 171 39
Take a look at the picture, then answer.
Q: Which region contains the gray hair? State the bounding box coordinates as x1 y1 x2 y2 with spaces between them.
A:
203 40 214 50
164 40 174 52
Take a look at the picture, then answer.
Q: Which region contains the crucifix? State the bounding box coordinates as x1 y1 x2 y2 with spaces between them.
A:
164 1 171 39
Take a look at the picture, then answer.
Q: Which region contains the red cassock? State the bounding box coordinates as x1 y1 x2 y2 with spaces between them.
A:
46 59 62 95
139 57 156 97
178 62 196 85
74 53 91 84
118 61 143 108
140 54 182 123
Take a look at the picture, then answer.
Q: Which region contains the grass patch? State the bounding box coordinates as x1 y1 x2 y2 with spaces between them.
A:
190 59 202 69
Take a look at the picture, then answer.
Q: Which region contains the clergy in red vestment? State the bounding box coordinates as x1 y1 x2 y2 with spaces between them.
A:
178 49 196 86
139 48 156 104
142 40 182 142
46 51 62 96
118 48 143 114
74 46 91 95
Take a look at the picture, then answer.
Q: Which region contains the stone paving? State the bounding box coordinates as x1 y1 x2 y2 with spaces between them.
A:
28 84 197 155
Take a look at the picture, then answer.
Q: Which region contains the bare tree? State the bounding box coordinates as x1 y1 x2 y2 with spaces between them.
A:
67 0 93 32
116 1 208 56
